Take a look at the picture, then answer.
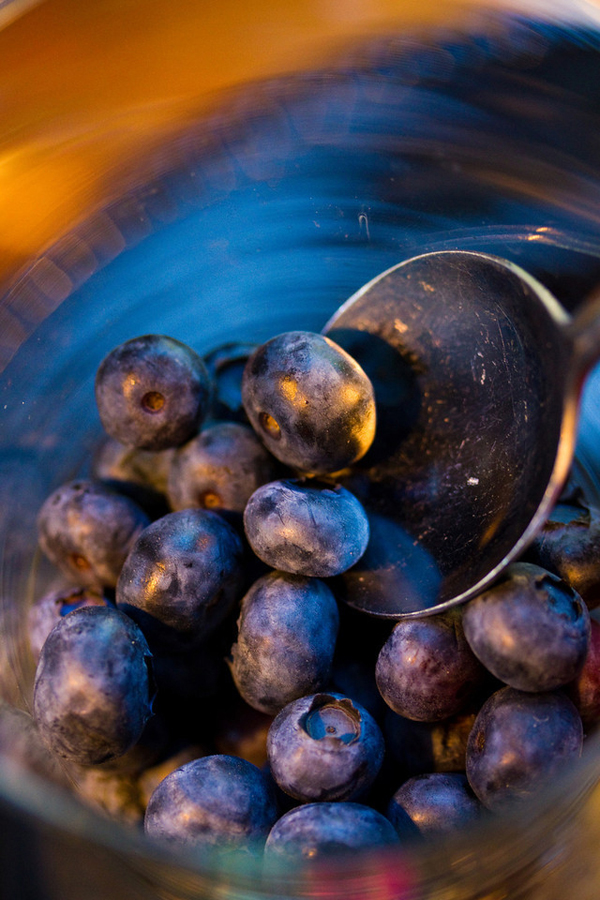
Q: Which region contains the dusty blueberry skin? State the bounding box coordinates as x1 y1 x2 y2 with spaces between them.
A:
267 692 385 803
95 334 212 451
387 773 481 837
37 480 151 589
27 584 110 663
144 754 279 852
33 606 155 766
462 562 590 692
167 422 279 514
375 611 488 721
566 617 600 729
466 686 583 811
116 509 245 652
264 802 399 862
243 479 370 577
242 331 376 475
527 500 600 609
228 571 339 716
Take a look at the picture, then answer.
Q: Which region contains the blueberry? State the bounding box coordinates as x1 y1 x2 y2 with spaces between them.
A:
465 686 583 811
167 422 278 514
116 509 245 652
566 617 600 729
462 562 590 692
37 479 150 589
144 754 279 852
527 498 600 609
33 606 155 766
243 479 369 577
242 331 376 475
387 773 481 837
95 334 211 451
375 611 488 721
27 584 110 663
266 692 385 803
228 571 339 715
264 802 399 863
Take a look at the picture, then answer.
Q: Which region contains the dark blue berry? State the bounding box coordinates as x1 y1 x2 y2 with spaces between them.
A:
462 562 590 692
33 606 155 766
95 334 211 451
228 571 339 715
243 479 369 577
264 802 398 862
527 498 600 609
466 686 583 811
242 331 376 475
375 611 487 721
267 692 385 803
387 773 481 837
27 584 111 663
116 509 245 652
37 479 150 588
167 421 278 513
144 754 279 852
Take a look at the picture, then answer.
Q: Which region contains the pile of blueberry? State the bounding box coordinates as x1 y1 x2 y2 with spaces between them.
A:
25 329 600 865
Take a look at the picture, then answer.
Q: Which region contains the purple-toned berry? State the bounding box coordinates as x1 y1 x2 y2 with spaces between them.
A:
95 334 211 451
267 692 385 803
566 617 600 729
242 331 376 475
387 773 481 837
228 571 339 715
462 563 590 692
37 480 150 589
244 479 369 577
264 802 398 863
28 584 111 663
33 606 155 766
144 755 279 852
527 498 600 609
466 686 583 811
375 611 487 721
167 421 278 513
116 509 245 652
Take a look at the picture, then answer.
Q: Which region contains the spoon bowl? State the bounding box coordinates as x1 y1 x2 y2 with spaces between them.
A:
324 250 599 617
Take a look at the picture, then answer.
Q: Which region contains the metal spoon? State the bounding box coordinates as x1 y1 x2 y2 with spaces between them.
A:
323 250 600 618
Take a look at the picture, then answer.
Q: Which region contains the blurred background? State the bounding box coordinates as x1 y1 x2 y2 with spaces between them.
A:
0 0 597 293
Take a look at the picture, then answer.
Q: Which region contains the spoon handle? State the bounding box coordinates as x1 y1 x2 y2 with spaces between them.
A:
566 288 600 379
